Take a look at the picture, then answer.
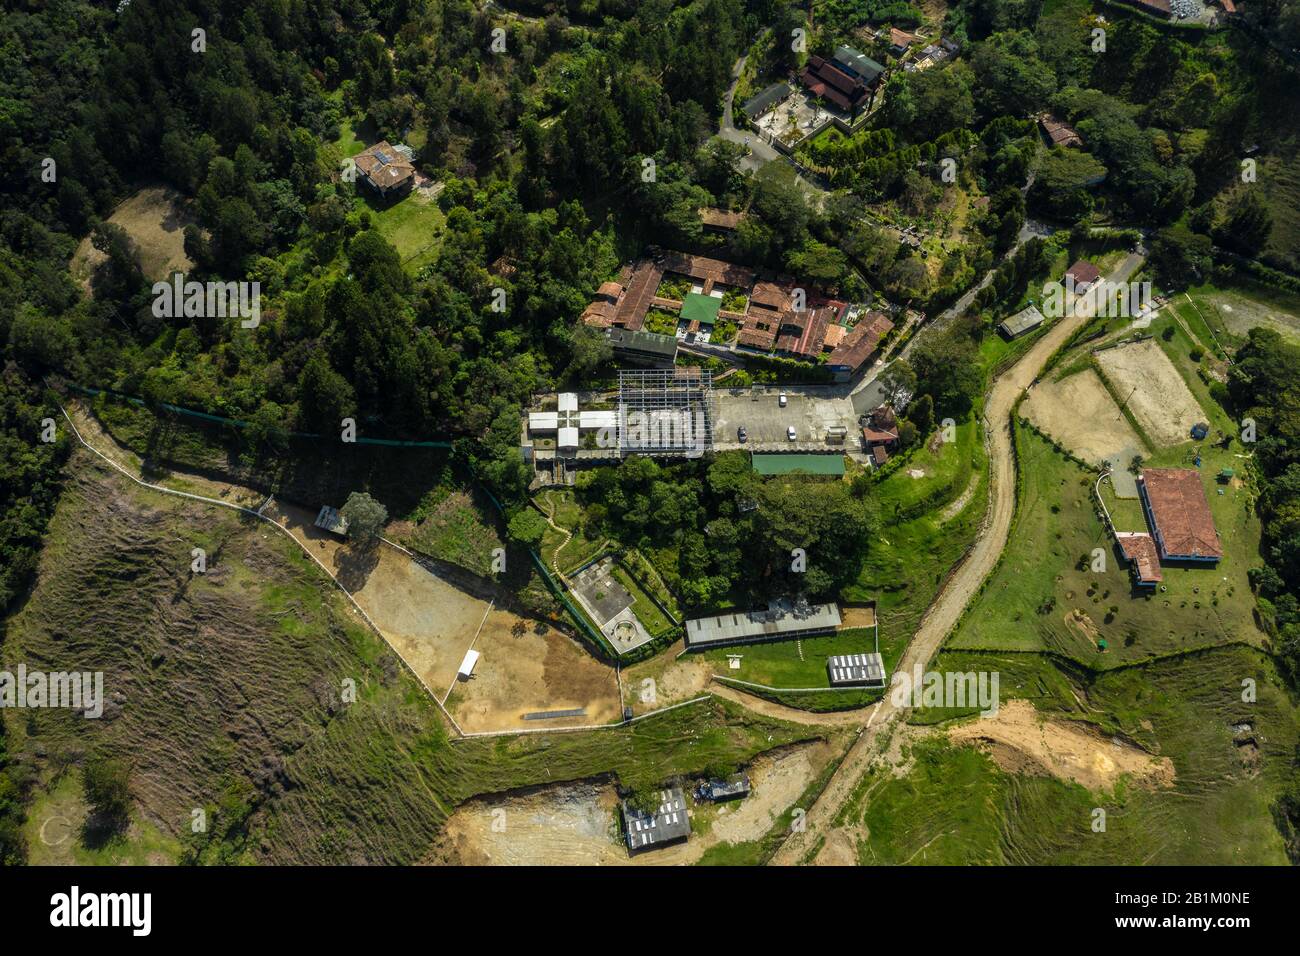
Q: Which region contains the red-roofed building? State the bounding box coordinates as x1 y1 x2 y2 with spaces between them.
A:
827 312 894 381
799 55 875 116
1138 469 1223 562
1065 259 1102 293
1116 532 1163 587
1038 114 1084 149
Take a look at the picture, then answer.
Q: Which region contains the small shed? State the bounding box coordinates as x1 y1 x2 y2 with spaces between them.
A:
314 505 349 537
457 649 480 680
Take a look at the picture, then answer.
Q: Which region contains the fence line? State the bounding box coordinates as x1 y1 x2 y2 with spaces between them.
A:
56 402 467 736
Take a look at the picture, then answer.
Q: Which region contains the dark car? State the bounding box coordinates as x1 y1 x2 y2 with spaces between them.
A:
738 426 748 443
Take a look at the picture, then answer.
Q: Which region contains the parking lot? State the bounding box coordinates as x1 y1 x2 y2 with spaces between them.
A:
712 386 860 453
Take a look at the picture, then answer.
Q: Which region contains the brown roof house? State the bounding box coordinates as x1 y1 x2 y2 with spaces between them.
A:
828 311 894 382
1038 114 1084 149
862 405 900 466
1065 259 1102 294
1115 532 1163 588
1138 469 1223 563
353 141 416 197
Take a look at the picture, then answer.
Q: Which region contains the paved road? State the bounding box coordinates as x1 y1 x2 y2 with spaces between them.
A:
719 57 825 201
769 251 1145 866
846 218 1057 416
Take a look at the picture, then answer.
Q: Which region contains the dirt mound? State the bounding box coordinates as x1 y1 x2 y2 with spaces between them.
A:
947 699 1175 793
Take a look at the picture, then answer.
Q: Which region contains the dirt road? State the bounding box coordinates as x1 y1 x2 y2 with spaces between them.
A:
770 252 1145 865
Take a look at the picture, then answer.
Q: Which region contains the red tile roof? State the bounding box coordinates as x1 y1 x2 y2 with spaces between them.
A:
1116 532 1163 583
1038 114 1084 149
1140 469 1223 560
1066 259 1102 289
828 311 894 373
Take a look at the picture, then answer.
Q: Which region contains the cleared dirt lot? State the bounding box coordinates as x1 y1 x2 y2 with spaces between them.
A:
266 501 487 694
432 742 833 865
1022 369 1145 465
1095 339 1204 447
71 186 195 289
947 700 1175 793
1199 289 1300 342
445 612 622 733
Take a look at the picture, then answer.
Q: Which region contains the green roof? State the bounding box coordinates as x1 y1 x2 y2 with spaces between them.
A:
680 292 722 326
752 454 846 477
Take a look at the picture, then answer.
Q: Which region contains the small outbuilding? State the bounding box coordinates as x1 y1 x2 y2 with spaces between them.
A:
999 304 1046 339
827 652 887 687
622 787 691 853
314 505 349 537
457 649 480 680
695 774 752 802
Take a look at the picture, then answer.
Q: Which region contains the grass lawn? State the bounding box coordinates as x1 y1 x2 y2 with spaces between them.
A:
1171 279 1300 348
611 563 676 637
22 769 184 865
401 483 504 577
873 644 1299 864
537 488 607 575
947 419 1265 667
845 414 988 644
362 194 446 273
702 626 889 689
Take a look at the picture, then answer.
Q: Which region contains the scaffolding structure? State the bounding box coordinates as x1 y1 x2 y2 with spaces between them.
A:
616 368 715 458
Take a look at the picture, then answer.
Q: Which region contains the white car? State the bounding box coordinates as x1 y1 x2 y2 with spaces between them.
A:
787 425 797 441
778 391 788 407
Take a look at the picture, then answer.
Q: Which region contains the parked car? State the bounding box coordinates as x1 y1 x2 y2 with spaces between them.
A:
787 425 797 441
738 426 748 443
779 391 788 407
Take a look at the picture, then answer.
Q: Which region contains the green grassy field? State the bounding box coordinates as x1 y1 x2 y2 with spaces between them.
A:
702 626 888 689
536 488 608 575
845 414 988 644
402 483 505 578
948 420 1264 666
610 563 676 637
362 194 446 273
850 643 1299 864
1169 280 1300 348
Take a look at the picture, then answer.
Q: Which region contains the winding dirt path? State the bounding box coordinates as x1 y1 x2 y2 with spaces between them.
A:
769 253 1145 865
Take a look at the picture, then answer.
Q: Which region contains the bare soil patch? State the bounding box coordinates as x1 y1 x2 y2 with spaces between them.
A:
947 699 1175 793
265 501 488 695
1095 339 1203 447
71 186 196 290
446 612 621 733
434 742 833 865
1022 369 1145 465
840 606 877 629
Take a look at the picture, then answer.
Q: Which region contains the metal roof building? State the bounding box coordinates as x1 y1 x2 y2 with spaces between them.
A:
622 787 691 852
998 304 1046 339
833 45 885 84
741 82 792 118
607 327 678 367
314 505 349 536
696 773 751 802
685 599 841 650
827 652 886 686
